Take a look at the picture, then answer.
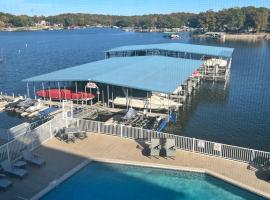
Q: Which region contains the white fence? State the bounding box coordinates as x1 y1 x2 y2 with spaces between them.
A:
0 116 65 163
1 116 269 166
77 119 270 166
0 122 30 141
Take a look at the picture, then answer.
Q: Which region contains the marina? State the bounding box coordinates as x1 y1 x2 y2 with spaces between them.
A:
18 43 233 132
0 29 269 199
0 1 270 199
0 40 269 198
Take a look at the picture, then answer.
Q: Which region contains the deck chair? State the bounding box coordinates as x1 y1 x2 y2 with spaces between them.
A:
22 150 46 167
150 138 161 157
0 160 28 178
165 138 176 158
0 174 12 191
74 130 87 139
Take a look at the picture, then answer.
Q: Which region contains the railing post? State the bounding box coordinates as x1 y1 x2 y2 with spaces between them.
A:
98 122 100 134
76 119 79 128
49 121 53 138
192 138 195 152
6 143 10 162
31 130 34 150
120 124 123 137
251 150 255 164
220 144 222 157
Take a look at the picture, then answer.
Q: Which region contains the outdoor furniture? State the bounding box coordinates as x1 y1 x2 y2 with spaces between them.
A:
66 127 87 140
165 138 176 158
55 127 76 143
14 160 27 169
150 138 161 157
0 174 12 191
0 160 28 178
22 150 46 167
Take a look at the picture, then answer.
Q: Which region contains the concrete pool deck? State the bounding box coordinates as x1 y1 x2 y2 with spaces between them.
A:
1 133 269 199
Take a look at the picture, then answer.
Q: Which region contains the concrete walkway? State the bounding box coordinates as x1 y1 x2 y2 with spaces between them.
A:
1 133 269 199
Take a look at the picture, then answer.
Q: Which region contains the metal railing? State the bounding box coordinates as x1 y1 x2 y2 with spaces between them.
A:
76 119 270 166
0 116 65 163
0 122 30 141
1 116 269 166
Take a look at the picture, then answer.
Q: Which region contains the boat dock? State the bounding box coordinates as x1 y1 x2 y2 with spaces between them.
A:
19 43 233 127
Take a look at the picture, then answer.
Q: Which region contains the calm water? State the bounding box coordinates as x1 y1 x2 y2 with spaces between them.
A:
42 162 265 200
0 29 269 151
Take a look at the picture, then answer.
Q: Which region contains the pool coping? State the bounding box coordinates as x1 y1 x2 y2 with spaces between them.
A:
31 159 90 200
31 157 270 200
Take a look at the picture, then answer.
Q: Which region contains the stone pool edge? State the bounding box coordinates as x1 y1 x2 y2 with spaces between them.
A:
31 158 270 200
31 159 90 200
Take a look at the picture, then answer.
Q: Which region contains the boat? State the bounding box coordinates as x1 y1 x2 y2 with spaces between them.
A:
170 34 180 39
113 94 182 111
37 88 95 101
163 32 180 39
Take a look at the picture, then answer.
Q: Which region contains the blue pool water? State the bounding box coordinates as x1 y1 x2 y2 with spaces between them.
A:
42 162 265 200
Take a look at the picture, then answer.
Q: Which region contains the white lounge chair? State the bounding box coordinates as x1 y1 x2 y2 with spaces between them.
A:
22 150 46 167
150 138 161 157
0 160 28 178
0 174 12 191
165 138 176 158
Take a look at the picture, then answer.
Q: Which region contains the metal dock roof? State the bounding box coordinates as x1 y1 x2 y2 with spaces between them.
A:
106 43 234 58
24 56 203 94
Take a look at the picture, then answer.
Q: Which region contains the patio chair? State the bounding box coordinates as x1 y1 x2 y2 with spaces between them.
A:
22 150 46 167
0 174 12 191
165 138 176 158
0 160 28 178
150 138 161 157
73 130 87 139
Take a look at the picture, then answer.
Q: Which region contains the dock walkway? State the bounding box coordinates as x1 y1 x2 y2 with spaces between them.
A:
1 133 269 199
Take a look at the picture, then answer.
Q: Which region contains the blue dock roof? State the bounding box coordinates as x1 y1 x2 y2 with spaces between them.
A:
24 56 203 94
106 43 234 58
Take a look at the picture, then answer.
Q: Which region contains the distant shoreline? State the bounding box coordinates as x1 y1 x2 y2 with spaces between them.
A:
193 32 270 41
1 27 270 42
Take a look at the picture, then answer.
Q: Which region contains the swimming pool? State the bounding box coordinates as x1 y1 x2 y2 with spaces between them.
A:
42 162 265 200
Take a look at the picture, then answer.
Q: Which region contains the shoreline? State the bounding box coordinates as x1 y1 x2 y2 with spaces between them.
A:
193 32 270 41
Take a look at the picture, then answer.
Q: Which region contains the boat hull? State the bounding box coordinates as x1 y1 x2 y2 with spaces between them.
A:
37 89 95 100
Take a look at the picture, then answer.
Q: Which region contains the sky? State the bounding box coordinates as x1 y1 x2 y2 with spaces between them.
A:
0 0 270 16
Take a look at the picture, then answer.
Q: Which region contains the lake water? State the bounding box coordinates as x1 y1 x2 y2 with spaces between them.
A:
0 28 269 151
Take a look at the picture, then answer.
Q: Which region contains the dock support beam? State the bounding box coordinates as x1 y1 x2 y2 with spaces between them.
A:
112 86 114 108
48 82 52 102
33 82 36 100
126 88 129 110
107 85 109 107
57 82 61 103
75 82 78 105
26 82 30 98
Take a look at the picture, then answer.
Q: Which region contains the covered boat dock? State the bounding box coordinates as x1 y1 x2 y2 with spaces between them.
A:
22 43 234 129
23 55 203 115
